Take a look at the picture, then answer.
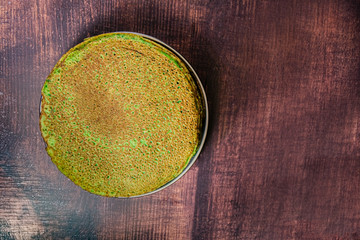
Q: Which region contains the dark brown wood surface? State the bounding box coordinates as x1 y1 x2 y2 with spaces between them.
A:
1 0 360 239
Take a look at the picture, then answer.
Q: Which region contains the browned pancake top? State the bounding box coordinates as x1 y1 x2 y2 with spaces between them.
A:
40 33 204 197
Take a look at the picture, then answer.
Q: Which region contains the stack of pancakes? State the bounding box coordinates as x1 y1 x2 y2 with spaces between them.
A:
40 33 205 197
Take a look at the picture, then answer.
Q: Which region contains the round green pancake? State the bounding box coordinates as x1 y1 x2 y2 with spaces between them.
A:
39 33 204 197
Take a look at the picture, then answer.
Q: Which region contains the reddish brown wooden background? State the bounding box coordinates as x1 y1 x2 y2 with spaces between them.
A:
1 0 360 239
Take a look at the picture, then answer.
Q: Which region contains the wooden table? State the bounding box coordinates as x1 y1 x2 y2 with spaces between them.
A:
1 0 360 239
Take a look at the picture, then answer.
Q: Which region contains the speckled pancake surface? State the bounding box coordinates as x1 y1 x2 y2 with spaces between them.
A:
40 33 204 197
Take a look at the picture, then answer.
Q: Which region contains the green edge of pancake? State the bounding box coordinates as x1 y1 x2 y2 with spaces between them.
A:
40 33 204 197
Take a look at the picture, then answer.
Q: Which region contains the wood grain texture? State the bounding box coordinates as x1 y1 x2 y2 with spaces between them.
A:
1 0 360 239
